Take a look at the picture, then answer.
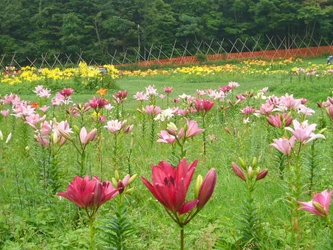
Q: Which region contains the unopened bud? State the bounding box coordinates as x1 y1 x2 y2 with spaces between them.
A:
124 187 134 195
195 175 203 198
313 201 327 216
114 170 120 181
251 157 257 168
248 167 254 178
0 130 3 141
128 174 138 185
166 122 178 136
73 125 80 134
256 169 268 181
111 177 118 187
5 133 12 143
232 162 246 181
117 181 125 194
238 157 246 169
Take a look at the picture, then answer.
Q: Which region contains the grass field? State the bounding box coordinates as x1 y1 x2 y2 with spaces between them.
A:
0 57 333 249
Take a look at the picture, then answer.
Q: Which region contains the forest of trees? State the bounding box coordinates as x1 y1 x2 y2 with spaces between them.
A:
1 0 333 64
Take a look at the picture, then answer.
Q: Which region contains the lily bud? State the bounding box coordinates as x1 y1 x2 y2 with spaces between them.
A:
166 122 178 136
57 127 73 141
124 187 135 195
194 175 203 198
232 162 246 181
117 181 125 194
248 167 254 178
251 157 257 168
313 201 327 217
128 174 138 185
5 133 12 144
111 177 118 188
256 169 268 181
51 132 59 144
114 170 120 181
238 157 247 169
0 130 3 141
73 125 80 134
197 168 217 209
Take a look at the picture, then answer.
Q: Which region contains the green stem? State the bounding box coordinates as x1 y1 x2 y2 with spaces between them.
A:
180 226 184 250
113 133 118 170
202 115 206 156
89 216 95 250
326 217 333 249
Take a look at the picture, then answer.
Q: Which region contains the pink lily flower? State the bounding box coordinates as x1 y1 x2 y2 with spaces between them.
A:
327 105 333 120
185 120 205 138
145 85 158 96
164 87 173 94
298 189 333 217
270 137 296 155
1 109 10 117
133 91 149 101
241 106 256 115
79 127 97 145
285 120 325 143
104 120 127 133
194 99 215 114
157 130 176 144
59 88 74 97
267 113 293 127
57 175 119 209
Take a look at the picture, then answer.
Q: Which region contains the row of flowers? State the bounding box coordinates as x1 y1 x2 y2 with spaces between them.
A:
2 58 333 85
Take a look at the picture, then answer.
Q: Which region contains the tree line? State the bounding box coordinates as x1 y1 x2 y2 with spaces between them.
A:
1 0 332 65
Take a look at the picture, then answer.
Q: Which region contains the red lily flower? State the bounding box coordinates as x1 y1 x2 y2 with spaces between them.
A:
57 176 119 209
141 158 199 215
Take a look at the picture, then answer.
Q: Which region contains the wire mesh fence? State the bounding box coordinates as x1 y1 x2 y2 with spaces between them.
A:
1 35 332 69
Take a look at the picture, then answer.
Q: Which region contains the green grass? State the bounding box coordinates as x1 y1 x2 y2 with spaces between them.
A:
0 57 333 249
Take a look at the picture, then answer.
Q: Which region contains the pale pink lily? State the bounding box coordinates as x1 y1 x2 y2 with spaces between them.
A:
52 92 66 106
1 109 10 117
80 127 97 145
104 120 126 133
144 105 162 115
241 106 256 115
259 102 274 115
37 88 52 98
297 105 315 116
298 189 333 217
157 130 176 144
228 81 240 89
327 105 333 120
145 85 158 96
12 102 35 118
278 93 303 111
185 119 205 138
39 105 50 113
25 114 46 129
270 137 296 155
134 91 149 101
285 120 325 143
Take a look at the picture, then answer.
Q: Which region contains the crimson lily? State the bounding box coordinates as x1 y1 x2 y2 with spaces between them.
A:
141 158 199 215
57 175 119 217
142 158 216 250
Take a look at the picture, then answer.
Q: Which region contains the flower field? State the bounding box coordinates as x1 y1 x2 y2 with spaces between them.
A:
1 58 333 249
